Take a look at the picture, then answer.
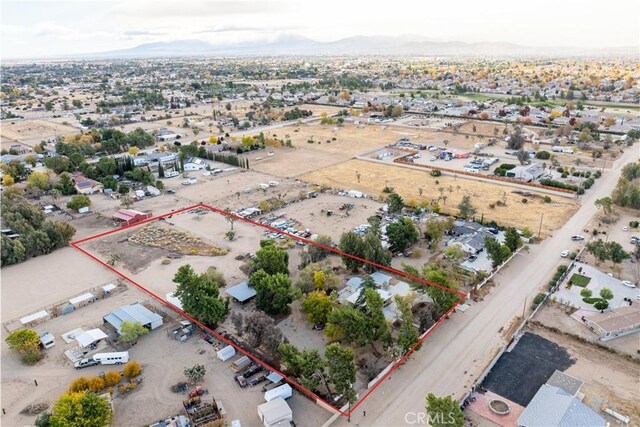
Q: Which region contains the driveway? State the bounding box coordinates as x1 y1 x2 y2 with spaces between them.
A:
332 146 639 426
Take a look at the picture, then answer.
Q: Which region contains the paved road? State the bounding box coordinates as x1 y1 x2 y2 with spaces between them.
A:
335 147 639 427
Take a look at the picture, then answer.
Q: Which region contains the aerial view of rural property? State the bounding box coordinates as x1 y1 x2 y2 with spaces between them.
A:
1 1 639 426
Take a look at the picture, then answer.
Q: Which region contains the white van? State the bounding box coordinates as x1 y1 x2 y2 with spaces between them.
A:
268 181 279 187
92 351 130 365
258 183 270 190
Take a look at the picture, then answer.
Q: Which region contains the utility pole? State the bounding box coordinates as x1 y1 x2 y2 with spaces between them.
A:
538 212 544 238
523 297 527 318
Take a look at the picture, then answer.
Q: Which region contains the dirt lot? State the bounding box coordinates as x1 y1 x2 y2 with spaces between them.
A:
0 119 78 146
303 159 577 234
525 323 640 425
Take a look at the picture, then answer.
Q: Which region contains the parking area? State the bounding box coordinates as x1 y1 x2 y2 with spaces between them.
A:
481 332 575 407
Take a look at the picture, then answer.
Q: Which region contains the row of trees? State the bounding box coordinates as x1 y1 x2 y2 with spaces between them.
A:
1 193 76 266
585 239 629 267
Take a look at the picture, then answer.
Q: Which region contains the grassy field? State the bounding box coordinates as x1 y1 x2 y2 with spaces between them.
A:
303 159 578 235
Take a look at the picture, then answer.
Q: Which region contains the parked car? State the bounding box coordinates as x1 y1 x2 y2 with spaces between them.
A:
571 235 585 241
561 250 570 258
621 280 636 288
74 358 99 369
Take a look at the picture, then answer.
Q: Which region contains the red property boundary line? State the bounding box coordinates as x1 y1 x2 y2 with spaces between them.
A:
71 202 465 417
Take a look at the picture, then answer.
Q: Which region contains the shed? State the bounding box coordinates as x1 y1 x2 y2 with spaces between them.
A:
217 345 236 362
347 190 363 198
103 302 163 333
76 328 108 348
226 282 257 303
102 283 117 295
257 398 293 427
20 310 49 326
266 372 283 384
69 292 95 307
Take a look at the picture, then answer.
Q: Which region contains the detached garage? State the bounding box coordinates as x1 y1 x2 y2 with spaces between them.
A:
257 398 292 427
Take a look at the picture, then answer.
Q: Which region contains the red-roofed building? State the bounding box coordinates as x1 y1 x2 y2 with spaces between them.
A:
112 209 152 227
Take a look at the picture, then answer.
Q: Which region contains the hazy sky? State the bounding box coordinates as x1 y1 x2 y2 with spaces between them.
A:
2 0 639 58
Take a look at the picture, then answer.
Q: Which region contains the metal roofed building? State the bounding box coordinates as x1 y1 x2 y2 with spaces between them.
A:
75 328 108 348
226 282 257 303
103 302 163 333
545 370 583 397
516 384 607 427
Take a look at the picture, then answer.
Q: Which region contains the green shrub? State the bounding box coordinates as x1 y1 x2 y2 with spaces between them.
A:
430 170 442 177
532 292 546 309
543 196 552 203
535 151 551 160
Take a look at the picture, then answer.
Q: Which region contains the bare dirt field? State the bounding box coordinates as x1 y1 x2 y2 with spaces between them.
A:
246 147 344 177
0 248 119 323
0 119 78 145
525 323 640 425
303 159 578 234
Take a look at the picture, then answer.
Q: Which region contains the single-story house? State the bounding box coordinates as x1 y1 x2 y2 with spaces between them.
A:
72 172 104 195
507 163 543 182
112 209 152 227
517 383 606 427
103 302 163 334
257 398 293 427
226 282 257 304
583 305 640 341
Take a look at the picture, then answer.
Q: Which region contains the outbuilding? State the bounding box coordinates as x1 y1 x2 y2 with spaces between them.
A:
217 345 236 362
257 398 293 427
112 209 152 227
103 302 163 333
226 282 257 304
76 328 108 348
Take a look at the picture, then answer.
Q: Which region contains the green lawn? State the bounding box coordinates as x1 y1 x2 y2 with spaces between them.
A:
569 273 591 288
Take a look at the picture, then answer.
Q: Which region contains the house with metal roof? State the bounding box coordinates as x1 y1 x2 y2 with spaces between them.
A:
103 302 163 333
516 384 606 427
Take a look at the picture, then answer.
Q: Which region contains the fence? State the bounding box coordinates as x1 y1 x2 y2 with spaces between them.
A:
392 152 576 195
460 248 583 404
3 280 128 333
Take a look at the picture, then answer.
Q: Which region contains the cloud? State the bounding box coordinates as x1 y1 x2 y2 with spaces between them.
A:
122 30 168 36
113 0 288 18
34 22 113 41
192 24 297 34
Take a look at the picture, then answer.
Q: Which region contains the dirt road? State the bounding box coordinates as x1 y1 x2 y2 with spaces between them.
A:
334 147 639 426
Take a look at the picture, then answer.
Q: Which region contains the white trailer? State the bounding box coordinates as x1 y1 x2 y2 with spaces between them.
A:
258 183 270 190
264 383 292 402
92 351 130 365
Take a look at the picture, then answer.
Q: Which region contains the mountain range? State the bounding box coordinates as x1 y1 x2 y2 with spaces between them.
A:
79 35 638 59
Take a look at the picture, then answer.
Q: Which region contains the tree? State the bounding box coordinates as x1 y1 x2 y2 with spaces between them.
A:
607 242 629 266
225 230 235 241
364 288 390 343
307 235 333 263
362 232 392 273
425 393 464 427
128 146 140 156
50 392 112 427
326 305 371 346
444 244 465 263
594 299 609 312
173 264 229 326
278 343 326 392
424 218 446 248
184 364 206 384
594 197 613 215
325 343 357 404
66 195 91 211
484 237 512 268
457 195 476 219
386 192 404 214
2 174 15 187
302 291 334 325
120 194 133 208
27 172 50 192
338 231 365 272
56 172 76 195
253 239 289 275
516 149 529 165
250 270 296 315
504 227 522 252
118 321 148 344
580 288 592 298
586 239 609 265
395 295 420 353
386 217 419 252
599 288 614 301
507 125 525 150
6 329 42 364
